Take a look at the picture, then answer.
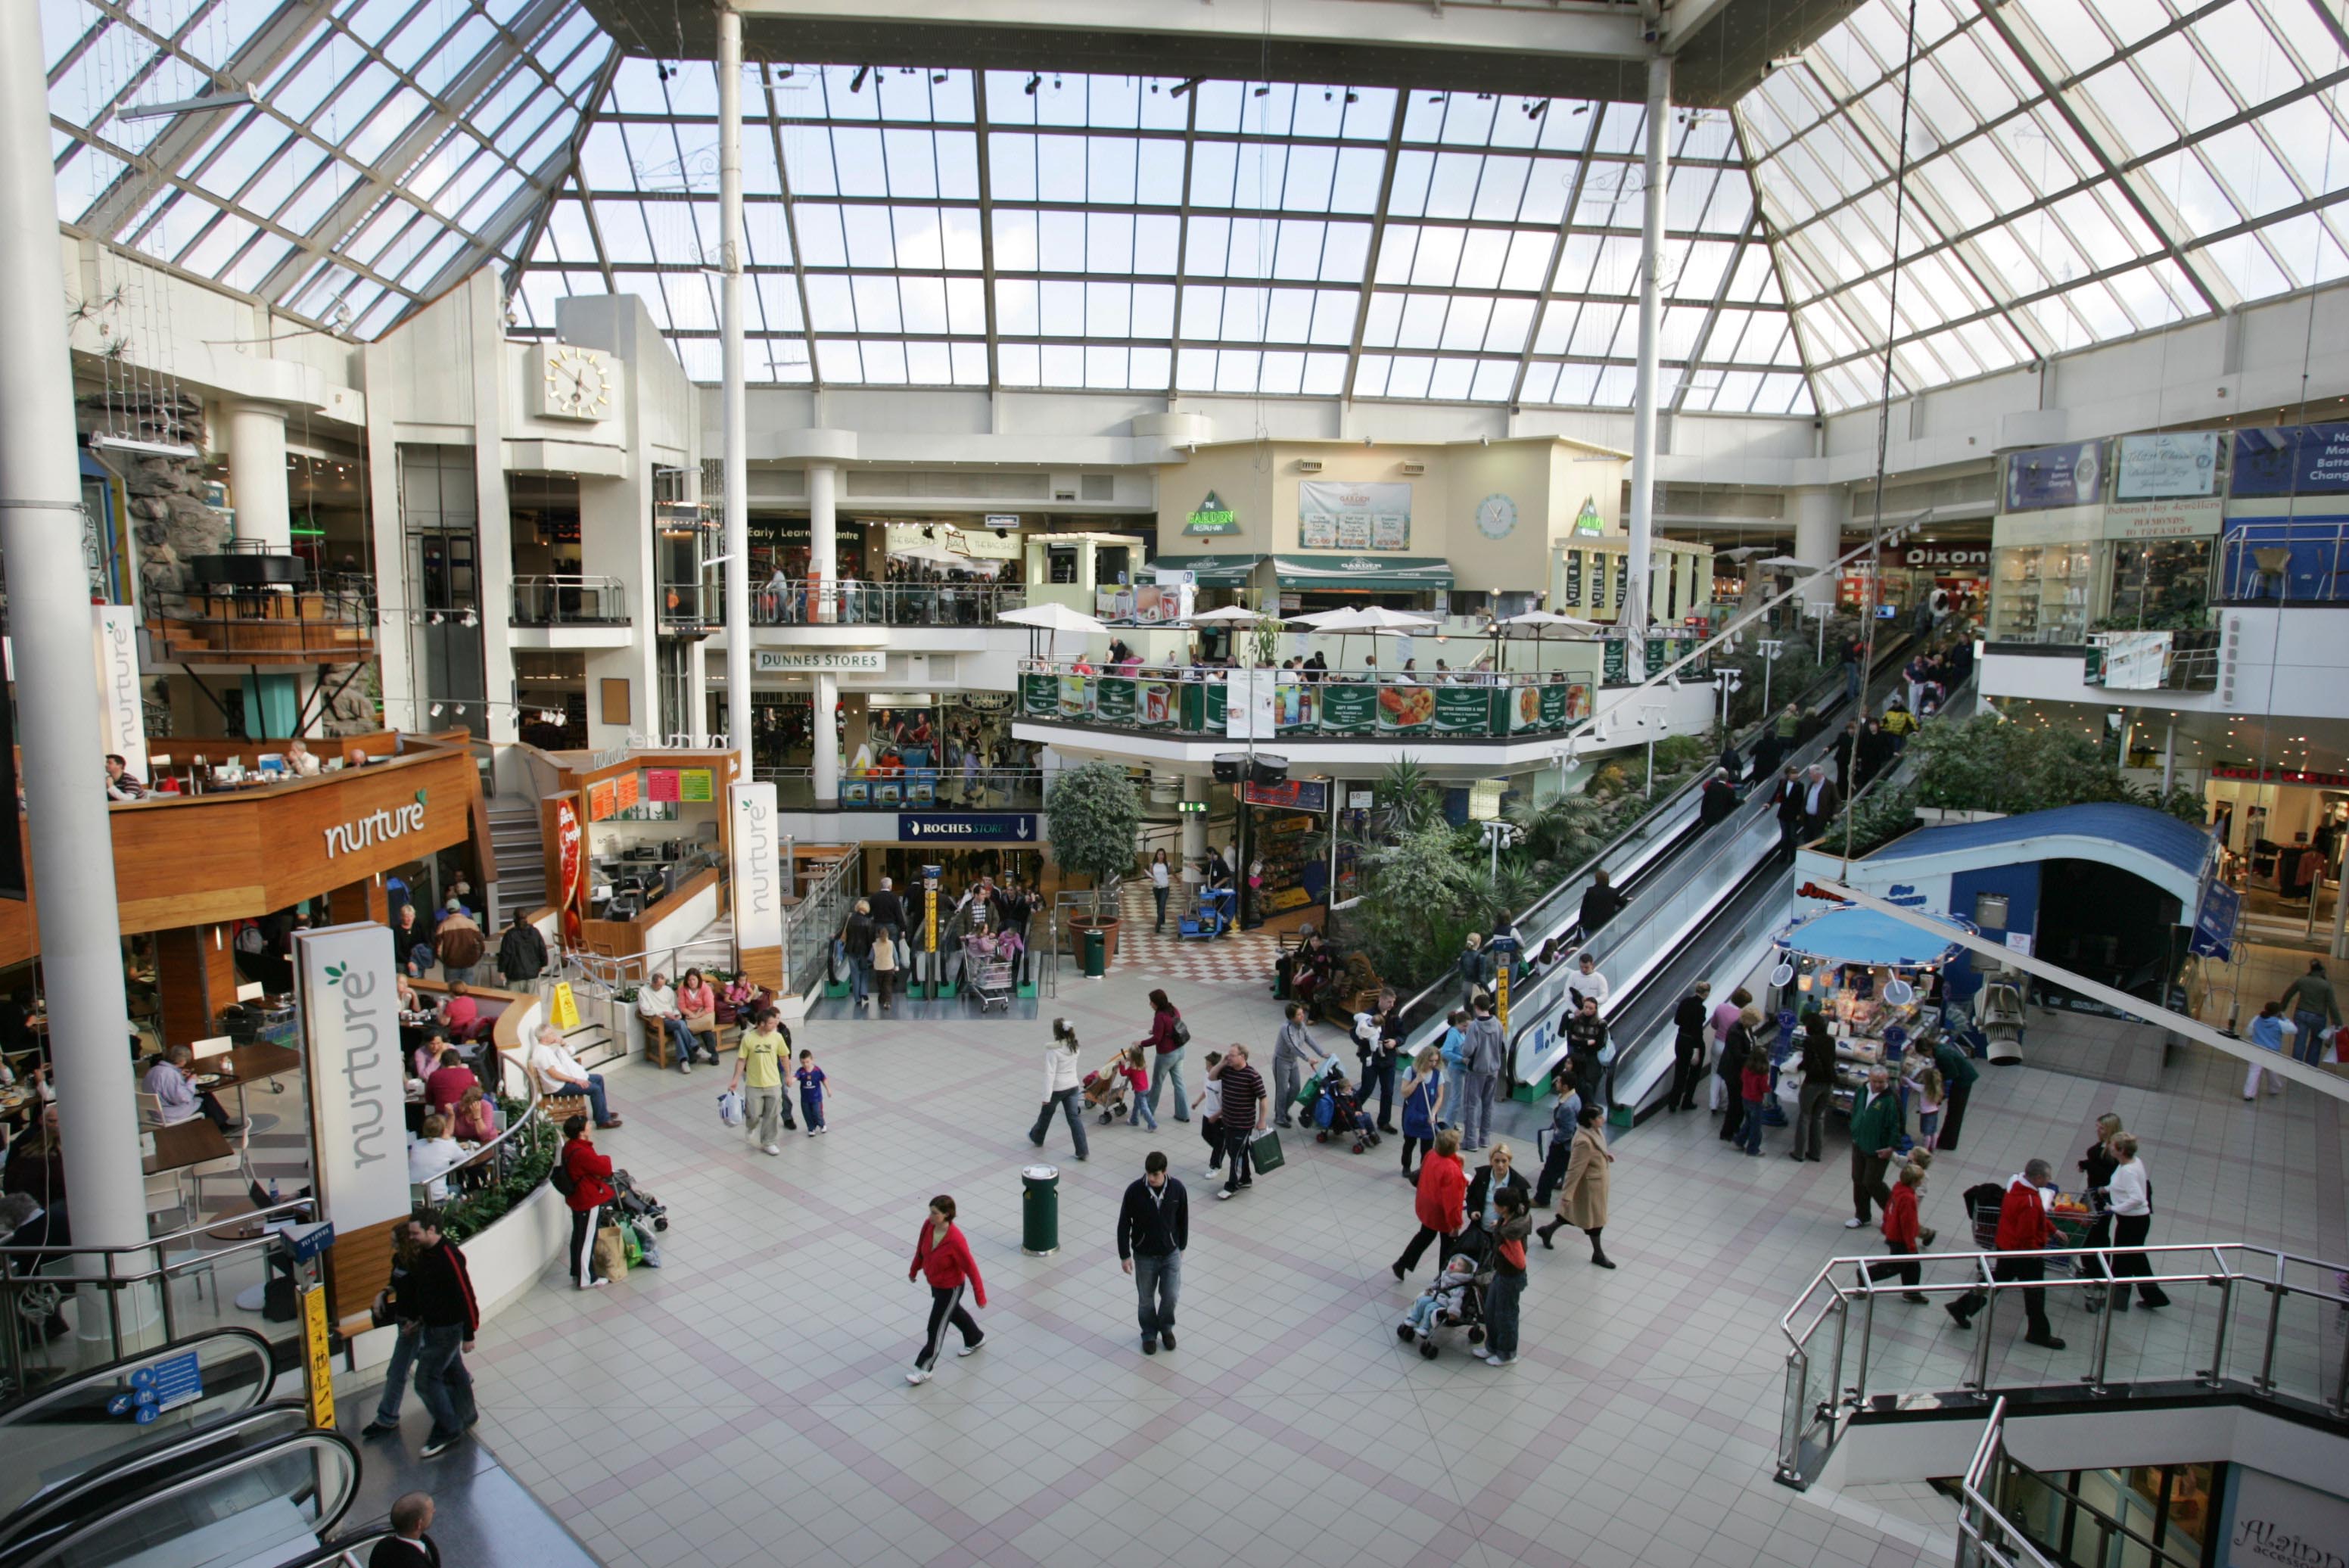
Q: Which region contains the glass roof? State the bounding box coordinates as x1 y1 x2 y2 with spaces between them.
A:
41 0 2349 415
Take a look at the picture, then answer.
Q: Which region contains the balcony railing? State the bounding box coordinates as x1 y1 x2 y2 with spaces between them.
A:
1013 658 1630 742
512 574 627 627
146 588 375 664
2220 518 2349 605
751 579 1028 627
755 766 1047 810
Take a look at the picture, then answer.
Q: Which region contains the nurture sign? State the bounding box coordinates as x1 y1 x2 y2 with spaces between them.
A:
297 923 409 1235
323 789 428 858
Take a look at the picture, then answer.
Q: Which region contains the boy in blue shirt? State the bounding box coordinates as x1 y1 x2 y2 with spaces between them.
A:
795 1050 829 1134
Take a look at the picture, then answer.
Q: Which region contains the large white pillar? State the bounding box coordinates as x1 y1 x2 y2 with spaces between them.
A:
1623 53 1671 650
807 461 838 624
718 5 751 763
226 401 291 552
811 672 839 803
1791 486 1840 611
0 2 147 1290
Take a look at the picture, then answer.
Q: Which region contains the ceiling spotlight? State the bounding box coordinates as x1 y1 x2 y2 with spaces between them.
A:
1252 84 1270 98
453 705 466 717
1324 89 1333 101
775 66 795 80
1524 99 1548 120
428 611 444 625
429 704 444 717
849 65 870 92
461 609 478 628
931 71 947 84
1169 76 1203 98
1024 72 1041 96
1345 90 1358 104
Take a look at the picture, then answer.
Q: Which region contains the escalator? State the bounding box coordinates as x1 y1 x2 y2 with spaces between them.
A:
0 1330 364 1568
1389 627 1921 1065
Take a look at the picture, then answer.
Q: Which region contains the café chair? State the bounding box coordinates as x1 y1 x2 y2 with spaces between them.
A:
145 1172 191 1234
135 1090 170 1125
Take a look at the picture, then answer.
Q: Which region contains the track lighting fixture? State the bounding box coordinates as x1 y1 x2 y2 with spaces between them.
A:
1169 77 1203 98
850 65 870 92
931 71 947 84
1024 72 1041 96
429 704 443 717
1524 99 1548 120
1345 91 1358 104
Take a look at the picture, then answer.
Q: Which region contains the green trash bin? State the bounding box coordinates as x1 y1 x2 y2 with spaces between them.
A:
1081 927 1106 978
1021 1164 1059 1256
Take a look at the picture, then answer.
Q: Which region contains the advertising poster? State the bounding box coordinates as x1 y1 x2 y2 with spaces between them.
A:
679 770 714 803
1434 686 1495 735
1133 678 1176 728
1226 668 1277 739
1021 671 1059 717
727 781 783 956
2005 439 2105 511
1299 481 1412 552
1274 680 1315 732
555 797 583 944
1057 672 1093 718
2115 432 2219 500
1563 682 1593 722
1205 680 1228 730
1602 639 1627 684
1374 683 1436 734
2231 421 2349 496
2217 1464 2349 1568
1320 683 1376 734
1512 683 1576 733
93 605 147 785
1242 779 1330 812
1096 677 1137 723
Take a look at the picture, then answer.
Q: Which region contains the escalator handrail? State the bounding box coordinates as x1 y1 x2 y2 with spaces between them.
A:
0 1327 276 1428
0 1402 314 1558
1502 646 1928 1088
261 1526 394 1568
1389 628 1915 1041
7 1428 363 1568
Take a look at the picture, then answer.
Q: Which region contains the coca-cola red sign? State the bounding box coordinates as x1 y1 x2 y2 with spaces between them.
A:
556 797 584 943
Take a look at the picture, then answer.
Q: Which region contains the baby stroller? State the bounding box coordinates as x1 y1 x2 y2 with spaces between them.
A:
1310 1070 1381 1154
1082 1053 1132 1122
609 1168 669 1232
1395 1226 1492 1358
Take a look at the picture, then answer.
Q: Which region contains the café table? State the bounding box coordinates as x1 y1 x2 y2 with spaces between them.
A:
142 1118 231 1178
198 1042 300 1128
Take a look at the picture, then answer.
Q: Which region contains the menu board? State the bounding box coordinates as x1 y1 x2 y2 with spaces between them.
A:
1320 683 1376 734
1299 481 1412 552
649 768 680 803
586 779 616 821
679 770 714 804
614 771 641 813
1021 672 1059 717
1433 687 1495 735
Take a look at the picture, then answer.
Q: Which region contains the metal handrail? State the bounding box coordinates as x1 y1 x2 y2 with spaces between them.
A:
1955 1400 2056 1568
11 1428 363 1568
1775 1240 2349 1489
409 1022 545 1201
751 578 1030 627
512 574 627 626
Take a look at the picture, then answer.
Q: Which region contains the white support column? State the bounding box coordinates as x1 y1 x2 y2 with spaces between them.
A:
807 461 838 624
226 401 291 551
811 672 839 804
1791 486 1840 611
2161 718 2176 796
0 2 146 1293
718 4 751 769
1623 52 1670 655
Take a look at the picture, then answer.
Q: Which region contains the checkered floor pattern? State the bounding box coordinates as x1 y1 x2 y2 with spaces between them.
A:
1107 882 1286 987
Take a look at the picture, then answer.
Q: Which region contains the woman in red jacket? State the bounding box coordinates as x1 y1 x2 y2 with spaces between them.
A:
560 1115 615 1290
1866 1162 1930 1303
907 1194 987 1384
1389 1127 1467 1280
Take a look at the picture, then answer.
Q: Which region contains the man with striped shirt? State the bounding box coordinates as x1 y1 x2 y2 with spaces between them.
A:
1206 1046 1268 1200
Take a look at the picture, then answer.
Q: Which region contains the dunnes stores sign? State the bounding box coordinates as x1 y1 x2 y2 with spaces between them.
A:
323 789 429 858
1184 489 1239 536
754 649 886 672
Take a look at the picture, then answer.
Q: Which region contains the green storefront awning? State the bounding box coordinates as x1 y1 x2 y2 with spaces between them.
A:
1155 554 1264 586
1273 555 1455 591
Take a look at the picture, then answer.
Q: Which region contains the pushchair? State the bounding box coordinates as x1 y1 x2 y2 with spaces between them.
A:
1082 1053 1133 1122
610 1168 668 1232
1395 1226 1492 1358
1309 1070 1381 1153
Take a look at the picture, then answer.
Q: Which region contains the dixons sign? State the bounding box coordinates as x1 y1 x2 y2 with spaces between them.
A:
323 789 428 858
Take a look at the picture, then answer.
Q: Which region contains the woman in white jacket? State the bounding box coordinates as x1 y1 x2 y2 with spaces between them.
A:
1026 1018 1090 1161
2102 1134 2170 1311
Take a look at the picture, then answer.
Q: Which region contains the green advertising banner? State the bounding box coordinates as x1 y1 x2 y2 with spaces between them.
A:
1096 677 1137 724
1179 680 1206 732
1021 672 1058 717
1205 680 1228 729
1057 673 1093 717
1644 637 1669 677
1433 686 1495 735
1602 639 1627 684
1508 683 1559 734
1133 679 1177 726
1319 683 1377 735
1375 684 1436 736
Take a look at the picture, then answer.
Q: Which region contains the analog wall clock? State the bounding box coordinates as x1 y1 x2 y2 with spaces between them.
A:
542 344 614 420
1474 492 1518 540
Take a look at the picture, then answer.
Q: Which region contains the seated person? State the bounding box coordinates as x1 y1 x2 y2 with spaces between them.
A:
423 1048 479 1113
411 1027 453 1084
406 1114 468 1203
437 981 481 1040
529 1024 621 1130
675 969 720 1059
449 1084 499 1145
142 1044 231 1132
283 738 322 777
637 972 714 1071
104 754 146 801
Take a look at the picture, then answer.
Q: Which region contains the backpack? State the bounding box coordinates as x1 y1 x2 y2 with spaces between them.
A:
550 1153 576 1199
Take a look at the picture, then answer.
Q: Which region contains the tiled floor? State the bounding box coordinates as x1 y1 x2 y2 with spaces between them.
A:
409 938 2347 1568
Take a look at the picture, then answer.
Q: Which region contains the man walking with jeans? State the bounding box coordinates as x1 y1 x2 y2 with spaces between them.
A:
404 1208 480 1458
1207 1047 1268 1199
1117 1150 1188 1355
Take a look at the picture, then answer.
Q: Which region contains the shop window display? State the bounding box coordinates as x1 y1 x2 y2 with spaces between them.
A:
1991 543 2094 643
2101 539 2212 630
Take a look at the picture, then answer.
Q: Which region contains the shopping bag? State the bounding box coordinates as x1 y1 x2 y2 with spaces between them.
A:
717 1089 744 1128
628 1219 664 1269
621 1223 643 1267
1249 1128 1286 1172
2335 1026 2349 1065
593 1223 630 1281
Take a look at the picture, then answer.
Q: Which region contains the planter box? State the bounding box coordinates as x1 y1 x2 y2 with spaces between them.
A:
1070 915 1121 967
339 1180 568 1379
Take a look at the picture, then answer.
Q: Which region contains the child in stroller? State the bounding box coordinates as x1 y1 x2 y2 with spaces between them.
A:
1084 1049 1143 1123
1394 1243 1489 1360
1310 1066 1382 1153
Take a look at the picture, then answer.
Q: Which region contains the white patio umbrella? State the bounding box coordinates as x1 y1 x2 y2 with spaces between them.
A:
999 600 1111 660
1493 608 1604 673
1184 605 1270 624
1286 604 1436 675
1754 554 1812 570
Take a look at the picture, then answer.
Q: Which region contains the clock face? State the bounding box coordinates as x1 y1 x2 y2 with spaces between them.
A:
542 345 613 420
1474 493 1518 540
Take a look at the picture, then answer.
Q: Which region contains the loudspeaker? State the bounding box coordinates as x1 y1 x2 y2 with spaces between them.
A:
1212 754 1245 782
1250 754 1290 787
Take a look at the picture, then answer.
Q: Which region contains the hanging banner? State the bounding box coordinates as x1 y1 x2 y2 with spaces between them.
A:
2114 432 2219 500
555 797 584 944
1226 669 1276 740
1433 686 1495 735
1563 552 1585 609
1613 555 1629 609
93 605 148 786
1602 639 1627 684
2004 440 2105 511
1299 481 1412 552
727 782 783 956
295 923 409 1237
1319 683 1376 735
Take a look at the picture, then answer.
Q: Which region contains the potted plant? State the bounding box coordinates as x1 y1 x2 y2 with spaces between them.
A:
1047 760 1143 966
610 983 645 1062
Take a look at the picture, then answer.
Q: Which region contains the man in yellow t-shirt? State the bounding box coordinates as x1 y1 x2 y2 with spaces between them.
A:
726 1008 795 1154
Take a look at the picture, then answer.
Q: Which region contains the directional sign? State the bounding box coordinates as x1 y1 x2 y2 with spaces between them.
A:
897 813 1038 842
2190 880 2242 961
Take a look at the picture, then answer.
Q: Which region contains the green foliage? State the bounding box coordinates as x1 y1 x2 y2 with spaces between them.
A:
2127 782 2207 823
1903 712 2135 817
1349 820 1486 991
1047 759 1145 917
1248 615 1282 668
436 1108 558 1246
1717 614 1861 730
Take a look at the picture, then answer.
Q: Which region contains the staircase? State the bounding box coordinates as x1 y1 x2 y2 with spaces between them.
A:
486 798 547 925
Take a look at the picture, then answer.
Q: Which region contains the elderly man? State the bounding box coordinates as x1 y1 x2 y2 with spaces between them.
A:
1844 1066 1901 1230
1800 762 1841 842
529 1024 621 1128
1946 1159 2069 1351
143 1044 231 1131
636 972 710 1072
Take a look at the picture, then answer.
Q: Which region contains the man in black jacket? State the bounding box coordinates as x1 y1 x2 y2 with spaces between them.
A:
1576 868 1627 936
1668 982 1710 1111
1563 994 1607 1107
404 1209 479 1458
866 877 907 938
1116 1151 1188 1355
498 912 548 988
1771 766 1806 860
1791 1011 1838 1162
